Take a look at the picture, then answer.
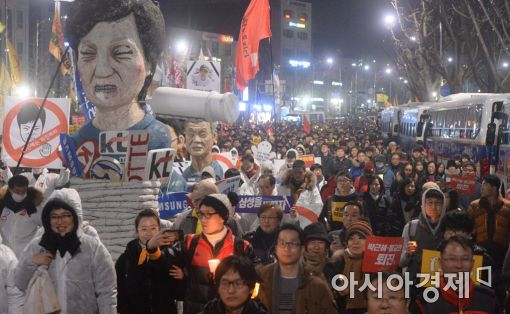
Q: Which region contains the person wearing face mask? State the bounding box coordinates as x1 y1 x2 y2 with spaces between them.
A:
14 198 116 314
0 175 44 257
18 168 70 199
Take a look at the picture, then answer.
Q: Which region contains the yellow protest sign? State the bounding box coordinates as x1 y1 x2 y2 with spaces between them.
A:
330 201 346 223
420 249 484 286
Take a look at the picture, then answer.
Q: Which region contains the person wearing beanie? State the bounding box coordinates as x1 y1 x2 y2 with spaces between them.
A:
400 188 446 286
173 179 220 236
14 198 116 313
169 192 257 314
277 159 323 228
303 223 330 280
325 219 373 314
353 161 375 193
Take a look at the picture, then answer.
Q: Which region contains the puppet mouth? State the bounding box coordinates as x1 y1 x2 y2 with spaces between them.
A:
95 85 117 94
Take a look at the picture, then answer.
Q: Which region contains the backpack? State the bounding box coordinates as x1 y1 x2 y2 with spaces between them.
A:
187 234 246 265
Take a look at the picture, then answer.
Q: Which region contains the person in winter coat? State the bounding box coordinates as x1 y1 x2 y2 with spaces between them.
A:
319 173 357 232
362 175 392 236
0 175 44 257
389 178 421 236
277 160 323 228
239 154 260 195
14 197 116 314
116 209 184 314
302 222 330 281
324 220 373 314
199 255 268 314
399 188 446 284
47 188 99 240
243 203 282 265
4 168 71 199
415 237 498 314
330 146 352 177
257 224 337 314
0 233 24 314
169 193 257 314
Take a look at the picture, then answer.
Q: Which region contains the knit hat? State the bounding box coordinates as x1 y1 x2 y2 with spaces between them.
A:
346 220 373 239
187 180 219 202
364 161 375 173
303 223 330 244
201 166 216 180
200 193 238 221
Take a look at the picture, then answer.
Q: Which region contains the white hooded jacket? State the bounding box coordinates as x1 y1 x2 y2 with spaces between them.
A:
14 194 116 314
0 233 24 314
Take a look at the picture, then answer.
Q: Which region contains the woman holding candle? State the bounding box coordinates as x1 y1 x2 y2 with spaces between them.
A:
170 193 257 314
199 255 268 314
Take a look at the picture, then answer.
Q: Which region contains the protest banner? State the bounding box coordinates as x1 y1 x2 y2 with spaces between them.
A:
294 206 319 223
124 131 149 182
99 131 129 156
2 97 69 168
187 60 221 92
450 175 477 196
362 236 404 272
298 154 315 168
76 140 98 177
252 141 275 164
60 133 83 177
145 148 176 181
236 195 293 213
212 152 234 173
330 201 348 223
216 175 241 194
158 192 189 219
420 249 484 286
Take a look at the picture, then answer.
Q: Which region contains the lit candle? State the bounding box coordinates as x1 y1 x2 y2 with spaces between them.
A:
251 282 260 299
208 259 220 274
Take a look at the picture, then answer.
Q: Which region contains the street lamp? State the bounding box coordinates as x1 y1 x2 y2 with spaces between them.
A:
384 14 395 28
503 62 509 68
175 40 188 53
326 57 333 65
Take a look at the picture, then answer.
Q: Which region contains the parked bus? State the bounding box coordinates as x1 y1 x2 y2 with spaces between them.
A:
397 103 432 149
418 93 510 178
379 106 406 143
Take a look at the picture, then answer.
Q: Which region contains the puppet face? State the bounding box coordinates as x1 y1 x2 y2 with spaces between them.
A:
77 14 149 110
185 121 215 157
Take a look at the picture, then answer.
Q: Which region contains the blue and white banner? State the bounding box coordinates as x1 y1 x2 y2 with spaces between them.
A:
76 71 96 122
158 192 188 219
236 195 294 213
60 133 83 177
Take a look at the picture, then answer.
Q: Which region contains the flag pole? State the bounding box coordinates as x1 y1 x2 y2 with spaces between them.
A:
14 45 70 174
267 1 278 158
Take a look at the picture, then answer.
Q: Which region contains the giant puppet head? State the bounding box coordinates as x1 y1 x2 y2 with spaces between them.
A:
67 0 172 151
68 0 165 107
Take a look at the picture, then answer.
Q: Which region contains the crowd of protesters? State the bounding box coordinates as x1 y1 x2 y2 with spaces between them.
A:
1 116 510 314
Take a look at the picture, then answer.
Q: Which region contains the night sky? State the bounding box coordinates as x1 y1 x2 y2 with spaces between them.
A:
161 0 394 61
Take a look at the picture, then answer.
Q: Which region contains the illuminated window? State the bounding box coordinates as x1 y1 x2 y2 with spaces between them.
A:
283 10 293 19
299 13 308 22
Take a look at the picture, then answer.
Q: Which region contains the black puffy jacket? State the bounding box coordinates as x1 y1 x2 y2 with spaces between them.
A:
116 239 184 314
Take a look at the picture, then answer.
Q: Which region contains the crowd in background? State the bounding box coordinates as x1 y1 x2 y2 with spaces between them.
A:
1 115 509 314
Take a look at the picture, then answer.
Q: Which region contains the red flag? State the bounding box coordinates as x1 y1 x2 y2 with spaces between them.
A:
235 0 271 91
303 115 311 134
